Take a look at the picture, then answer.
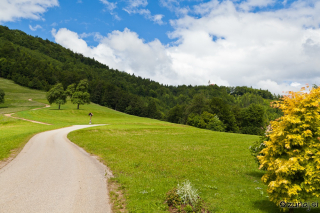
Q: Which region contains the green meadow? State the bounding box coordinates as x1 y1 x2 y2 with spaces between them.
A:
1 78 316 212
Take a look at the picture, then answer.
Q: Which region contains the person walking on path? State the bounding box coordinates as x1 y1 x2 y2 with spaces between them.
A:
88 112 93 124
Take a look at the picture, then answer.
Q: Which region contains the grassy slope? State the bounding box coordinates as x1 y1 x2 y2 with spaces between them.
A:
2 78 308 212
0 78 66 160
0 78 48 114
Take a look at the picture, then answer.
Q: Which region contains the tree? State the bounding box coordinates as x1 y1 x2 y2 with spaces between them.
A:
258 87 320 212
209 97 239 133
65 83 75 98
46 83 66 109
71 79 90 109
240 104 265 135
167 105 184 124
0 89 5 104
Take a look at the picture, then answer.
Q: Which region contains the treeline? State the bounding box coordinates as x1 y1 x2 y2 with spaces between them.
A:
0 25 282 135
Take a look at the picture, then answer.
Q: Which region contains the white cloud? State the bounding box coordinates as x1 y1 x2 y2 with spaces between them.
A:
290 82 301 87
159 0 189 16
0 0 59 22
100 0 120 20
100 0 117 11
29 24 42 31
127 0 148 8
123 0 165 25
52 0 320 94
52 28 176 83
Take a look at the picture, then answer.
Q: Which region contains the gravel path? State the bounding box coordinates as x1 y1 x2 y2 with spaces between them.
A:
0 125 111 213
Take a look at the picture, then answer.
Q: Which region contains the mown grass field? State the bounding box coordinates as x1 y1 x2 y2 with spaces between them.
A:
1 78 317 212
0 78 47 114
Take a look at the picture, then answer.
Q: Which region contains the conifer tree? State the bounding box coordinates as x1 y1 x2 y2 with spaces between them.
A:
258 86 320 212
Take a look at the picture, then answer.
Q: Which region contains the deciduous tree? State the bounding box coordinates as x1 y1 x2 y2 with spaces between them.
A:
46 83 66 109
71 79 90 109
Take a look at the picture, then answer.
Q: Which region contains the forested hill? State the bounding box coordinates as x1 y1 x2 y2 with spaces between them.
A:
0 25 282 135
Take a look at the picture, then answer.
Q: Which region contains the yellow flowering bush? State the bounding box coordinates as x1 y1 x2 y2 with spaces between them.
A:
258 86 320 211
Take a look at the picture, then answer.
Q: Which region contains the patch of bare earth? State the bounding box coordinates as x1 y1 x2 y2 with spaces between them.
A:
108 178 127 213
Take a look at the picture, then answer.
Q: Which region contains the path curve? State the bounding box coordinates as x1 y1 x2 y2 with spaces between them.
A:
0 125 111 213
4 104 52 125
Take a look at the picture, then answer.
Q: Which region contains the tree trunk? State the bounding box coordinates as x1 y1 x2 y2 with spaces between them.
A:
59 104 60 110
77 104 79 109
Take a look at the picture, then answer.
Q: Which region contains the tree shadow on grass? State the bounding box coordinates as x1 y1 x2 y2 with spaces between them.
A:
253 198 320 212
252 200 279 213
245 170 265 179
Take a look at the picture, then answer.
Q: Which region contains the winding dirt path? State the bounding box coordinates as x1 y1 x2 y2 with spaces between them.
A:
0 125 111 213
4 104 52 125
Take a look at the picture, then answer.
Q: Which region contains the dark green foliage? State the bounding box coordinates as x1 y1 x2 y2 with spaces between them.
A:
65 83 75 98
46 83 66 109
0 88 4 103
231 86 273 99
167 104 185 124
187 111 225 132
71 79 90 109
147 98 162 119
240 104 265 135
209 97 239 133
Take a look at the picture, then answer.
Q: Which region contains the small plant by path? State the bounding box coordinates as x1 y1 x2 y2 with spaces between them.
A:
165 180 208 213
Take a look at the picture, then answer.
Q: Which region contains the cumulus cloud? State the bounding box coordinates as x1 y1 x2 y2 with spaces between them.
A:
29 24 42 31
0 0 59 22
52 0 320 94
52 28 176 83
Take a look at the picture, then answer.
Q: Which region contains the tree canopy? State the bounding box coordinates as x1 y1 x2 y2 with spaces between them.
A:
46 83 66 109
71 79 90 109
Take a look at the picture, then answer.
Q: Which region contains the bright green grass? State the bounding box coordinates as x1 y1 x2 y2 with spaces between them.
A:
0 77 47 114
68 124 277 212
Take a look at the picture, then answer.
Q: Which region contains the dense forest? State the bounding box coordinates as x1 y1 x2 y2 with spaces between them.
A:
0 25 282 135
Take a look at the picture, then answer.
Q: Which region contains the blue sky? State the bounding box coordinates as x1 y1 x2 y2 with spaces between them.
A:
1 0 320 94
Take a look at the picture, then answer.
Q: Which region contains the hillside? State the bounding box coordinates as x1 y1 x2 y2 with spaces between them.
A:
0 25 282 135
0 78 280 212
